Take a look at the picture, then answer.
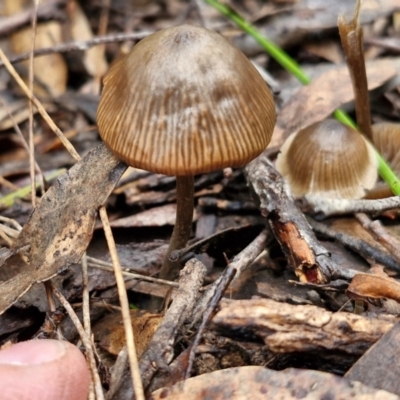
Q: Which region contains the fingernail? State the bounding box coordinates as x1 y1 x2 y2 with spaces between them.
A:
0 340 67 365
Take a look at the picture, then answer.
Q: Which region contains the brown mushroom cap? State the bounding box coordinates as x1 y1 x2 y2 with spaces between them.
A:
372 122 400 173
363 122 400 199
97 25 276 176
276 119 378 199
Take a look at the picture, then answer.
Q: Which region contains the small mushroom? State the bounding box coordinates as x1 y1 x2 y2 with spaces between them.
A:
365 122 400 199
275 119 378 199
372 122 400 173
97 25 276 280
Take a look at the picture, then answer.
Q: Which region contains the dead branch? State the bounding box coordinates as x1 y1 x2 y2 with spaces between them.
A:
245 154 357 282
308 217 400 273
139 258 207 390
213 298 397 355
303 195 400 219
0 32 153 68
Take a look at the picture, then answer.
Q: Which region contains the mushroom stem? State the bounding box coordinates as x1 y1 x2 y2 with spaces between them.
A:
159 175 195 280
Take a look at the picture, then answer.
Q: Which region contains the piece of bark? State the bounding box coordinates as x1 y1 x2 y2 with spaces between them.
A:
0 144 126 314
151 365 399 400
213 299 396 356
246 154 356 282
114 258 207 399
345 319 400 396
140 258 207 386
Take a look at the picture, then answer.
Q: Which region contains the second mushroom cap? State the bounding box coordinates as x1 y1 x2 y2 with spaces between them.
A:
276 119 378 199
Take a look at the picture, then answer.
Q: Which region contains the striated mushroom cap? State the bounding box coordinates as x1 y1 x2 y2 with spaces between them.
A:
363 122 400 199
372 122 400 173
97 24 276 176
276 119 378 199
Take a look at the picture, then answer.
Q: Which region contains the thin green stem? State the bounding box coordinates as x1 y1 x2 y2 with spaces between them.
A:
159 175 195 280
376 153 400 195
205 0 400 196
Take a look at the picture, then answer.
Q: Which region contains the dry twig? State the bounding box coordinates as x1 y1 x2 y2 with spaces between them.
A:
0 31 152 68
139 258 207 391
52 285 104 400
308 217 400 273
246 154 355 282
303 195 400 219
99 207 145 400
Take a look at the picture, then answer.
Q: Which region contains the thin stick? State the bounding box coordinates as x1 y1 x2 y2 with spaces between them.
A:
94 0 110 93
304 195 400 219
28 0 40 206
52 285 104 400
0 216 22 231
81 253 91 338
185 265 236 378
99 206 145 400
0 49 80 161
0 225 13 246
355 213 400 265
88 262 180 288
0 96 45 190
0 223 19 239
0 31 152 67
230 229 268 281
308 217 400 273
0 175 19 191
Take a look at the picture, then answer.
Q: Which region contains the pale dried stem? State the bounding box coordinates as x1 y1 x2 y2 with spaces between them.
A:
89 261 180 288
0 216 22 231
0 175 19 191
99 206 145 400
0 48 80 161
0 97 44 187
355 213 400 264
52 285 104 400
28 0 40 206
0 225 13 246
304 195 400 218
94 0 110 93
81 253 92 338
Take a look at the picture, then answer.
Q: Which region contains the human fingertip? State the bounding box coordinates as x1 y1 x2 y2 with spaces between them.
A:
0 339 90 400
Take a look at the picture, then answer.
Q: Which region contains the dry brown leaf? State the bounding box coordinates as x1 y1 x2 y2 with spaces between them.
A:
93 309 162 357
270 58 398 149
151 366 399 400
66 1 108 78
304 40 344 64
347 273 400 303
5 0 68 97
0 144 126 314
